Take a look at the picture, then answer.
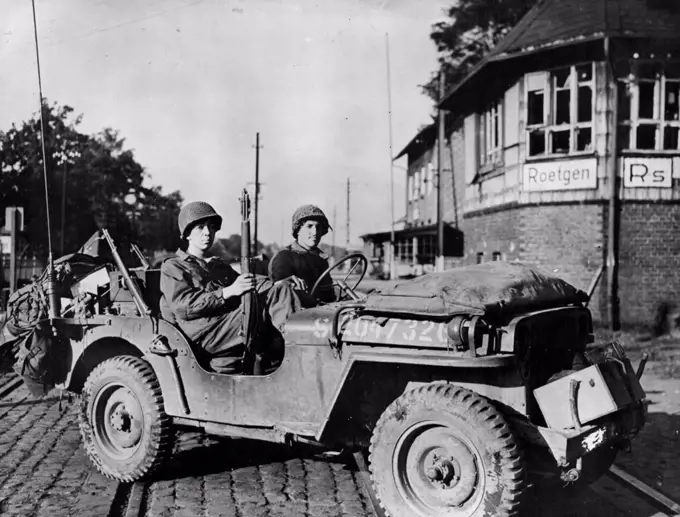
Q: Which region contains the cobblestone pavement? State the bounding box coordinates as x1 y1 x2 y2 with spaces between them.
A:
0 366 677 517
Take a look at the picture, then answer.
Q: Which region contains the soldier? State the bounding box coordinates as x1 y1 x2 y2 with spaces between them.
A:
269 204 335 305
160 201 304 374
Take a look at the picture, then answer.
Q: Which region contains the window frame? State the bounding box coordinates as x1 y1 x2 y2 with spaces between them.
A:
618 64 680 152
525 62 596 159
479 99 503 166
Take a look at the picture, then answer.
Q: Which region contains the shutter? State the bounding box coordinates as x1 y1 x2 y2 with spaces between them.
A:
504 81 520 147
464 114 479 184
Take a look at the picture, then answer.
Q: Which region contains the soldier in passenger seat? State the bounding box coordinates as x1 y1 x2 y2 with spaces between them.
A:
160 201 304 374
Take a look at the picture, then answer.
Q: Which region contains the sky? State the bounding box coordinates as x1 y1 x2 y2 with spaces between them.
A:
0 0 450 247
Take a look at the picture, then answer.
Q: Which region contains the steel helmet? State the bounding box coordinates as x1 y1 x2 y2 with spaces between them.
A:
292 204 331 238
178 201 223 238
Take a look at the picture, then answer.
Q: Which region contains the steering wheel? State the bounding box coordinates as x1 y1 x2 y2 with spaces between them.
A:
310 253 368 302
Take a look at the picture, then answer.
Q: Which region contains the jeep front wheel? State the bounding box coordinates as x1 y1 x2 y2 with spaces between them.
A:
78 355 174 482
369 383 526 517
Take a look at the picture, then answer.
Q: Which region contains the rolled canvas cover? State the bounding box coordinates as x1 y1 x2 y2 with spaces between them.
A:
364 261 588 317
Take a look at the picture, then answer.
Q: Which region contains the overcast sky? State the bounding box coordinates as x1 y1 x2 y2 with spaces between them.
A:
0 0 449 246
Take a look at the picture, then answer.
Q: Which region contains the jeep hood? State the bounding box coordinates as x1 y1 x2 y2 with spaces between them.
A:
363 261 588 318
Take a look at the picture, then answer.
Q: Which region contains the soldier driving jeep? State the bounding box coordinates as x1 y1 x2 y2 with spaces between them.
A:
269 204 336 305
159 201 305 374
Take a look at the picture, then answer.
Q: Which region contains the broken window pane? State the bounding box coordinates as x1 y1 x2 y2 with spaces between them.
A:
555 89 571 124
553 67 570 89
664 126 679 150
618 126 631 151
637 62 662 79
636 124 657 149
551 129 570 153
576 63 592 82
666 63 680 79
664 82 679 121
529 130 546 155
618 82 631 120
576 127 592 151
528 91 544 125
578 86 593 122
638 82 655 119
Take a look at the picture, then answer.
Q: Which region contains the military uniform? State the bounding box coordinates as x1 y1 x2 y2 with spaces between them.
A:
160 249 303 373
269 242 335 305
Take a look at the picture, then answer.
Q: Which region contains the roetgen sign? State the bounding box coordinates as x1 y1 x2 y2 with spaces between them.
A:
522 158 597 192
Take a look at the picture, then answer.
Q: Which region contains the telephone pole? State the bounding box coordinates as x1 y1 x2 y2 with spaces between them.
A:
253 133 262 256
332 205 337 260
437 71 445 272
346 178 351 248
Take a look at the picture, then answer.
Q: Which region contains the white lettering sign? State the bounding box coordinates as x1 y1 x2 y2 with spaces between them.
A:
622 157 672 188
522 159 597 192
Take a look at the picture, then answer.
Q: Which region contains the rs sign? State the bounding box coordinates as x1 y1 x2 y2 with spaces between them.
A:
622 157 672 188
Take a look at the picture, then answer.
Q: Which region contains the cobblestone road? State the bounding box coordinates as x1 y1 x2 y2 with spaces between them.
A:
0 367 676 517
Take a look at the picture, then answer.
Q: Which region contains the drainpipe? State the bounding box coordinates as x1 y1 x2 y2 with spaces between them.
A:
605 36 620 330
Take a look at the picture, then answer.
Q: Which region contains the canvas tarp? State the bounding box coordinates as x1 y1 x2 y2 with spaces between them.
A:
364 261 588 317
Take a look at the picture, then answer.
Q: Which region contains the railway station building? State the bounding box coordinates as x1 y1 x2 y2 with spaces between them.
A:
361 0 680 325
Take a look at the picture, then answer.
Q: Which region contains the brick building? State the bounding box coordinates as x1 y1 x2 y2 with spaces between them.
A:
361 0 680 325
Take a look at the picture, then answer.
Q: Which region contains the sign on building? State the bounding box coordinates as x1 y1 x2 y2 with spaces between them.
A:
622 157 673 188
4 207 24 232
522 158 597 192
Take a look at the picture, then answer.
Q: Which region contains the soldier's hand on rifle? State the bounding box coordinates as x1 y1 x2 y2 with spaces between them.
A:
222 273 257 300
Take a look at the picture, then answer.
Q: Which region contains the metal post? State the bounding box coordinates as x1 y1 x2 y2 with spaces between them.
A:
9 208 18 294
253 132 260 256
436 72 446 271
60 163 67 256
346 178 350 248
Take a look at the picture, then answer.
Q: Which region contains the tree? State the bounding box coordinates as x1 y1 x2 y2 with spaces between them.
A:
0 101 183 257
422 0 537 100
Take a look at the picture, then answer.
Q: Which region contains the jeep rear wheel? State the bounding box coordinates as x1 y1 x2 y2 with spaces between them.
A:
78 355 174 482
369 383 526 517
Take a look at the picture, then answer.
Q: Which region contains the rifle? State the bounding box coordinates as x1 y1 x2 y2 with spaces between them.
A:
239 189 257 370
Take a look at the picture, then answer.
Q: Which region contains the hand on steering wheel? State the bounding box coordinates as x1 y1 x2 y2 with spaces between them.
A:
310 253 369 302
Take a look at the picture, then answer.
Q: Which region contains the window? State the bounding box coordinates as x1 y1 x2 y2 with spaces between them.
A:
526 63 594 157
492 251 502 261
417 235 436 265
425 163 434 195
408 175 414 202
480 101 503 165
618 63 680 151
476 252 484 264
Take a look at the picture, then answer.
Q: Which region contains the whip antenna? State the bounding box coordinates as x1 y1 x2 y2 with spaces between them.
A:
31 0 60 318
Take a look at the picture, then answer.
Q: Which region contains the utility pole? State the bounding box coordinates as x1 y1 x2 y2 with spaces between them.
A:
60 163 67 256
346 178 351 248
385 32 397 280
332 205 337 261
253 133 262 256
9 208 18 294
436 71 445 272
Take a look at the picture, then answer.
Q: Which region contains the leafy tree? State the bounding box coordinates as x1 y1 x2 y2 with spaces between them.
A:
423 0 537 100
0 102 183 258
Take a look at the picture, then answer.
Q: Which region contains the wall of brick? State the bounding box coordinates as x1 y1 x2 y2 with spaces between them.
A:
619 203 680 324
457 202 608 322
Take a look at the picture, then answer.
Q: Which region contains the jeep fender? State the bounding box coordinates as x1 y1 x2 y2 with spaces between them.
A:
316 348 526 446
63 317 194 417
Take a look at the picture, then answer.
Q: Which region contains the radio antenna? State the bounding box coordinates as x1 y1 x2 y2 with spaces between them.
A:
31 0 60 318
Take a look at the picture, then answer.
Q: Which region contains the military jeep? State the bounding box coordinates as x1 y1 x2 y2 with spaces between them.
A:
46 238 646 517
